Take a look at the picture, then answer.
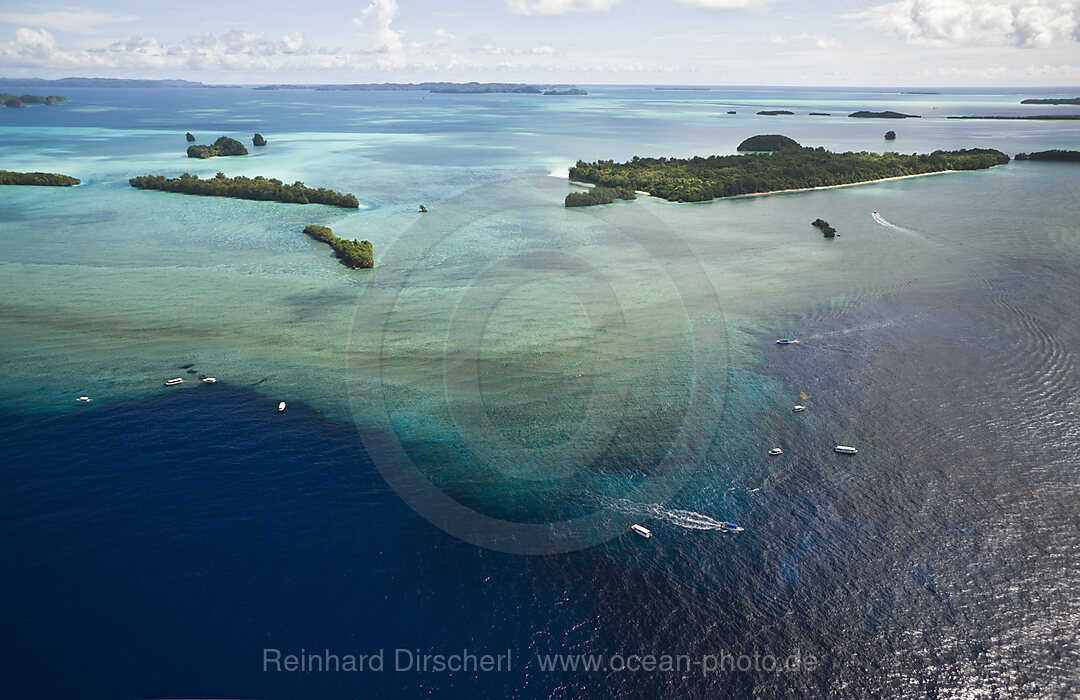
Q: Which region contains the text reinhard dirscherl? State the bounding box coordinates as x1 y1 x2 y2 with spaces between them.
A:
263 648 819 676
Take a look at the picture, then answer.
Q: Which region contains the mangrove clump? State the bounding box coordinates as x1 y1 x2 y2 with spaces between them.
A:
303 224 373 268
129 172 360 208
186 136 249 158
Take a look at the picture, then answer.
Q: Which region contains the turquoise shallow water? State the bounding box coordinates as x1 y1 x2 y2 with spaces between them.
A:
1 85 1079 697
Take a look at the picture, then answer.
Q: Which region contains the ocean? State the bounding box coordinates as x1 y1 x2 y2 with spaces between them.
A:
1 84 1078 698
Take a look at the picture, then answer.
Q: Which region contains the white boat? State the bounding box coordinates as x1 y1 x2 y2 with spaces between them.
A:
769 447 783 455
792 405 805 412
164 378 184 386
630 524 652 538
834 445 858 454
202 377 217 384
719 521 744 532
76 396 92 403
277 401 286 412
775 338 799 344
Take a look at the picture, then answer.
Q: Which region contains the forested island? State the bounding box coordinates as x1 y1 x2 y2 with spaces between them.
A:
303 225 373 268
565 185 636 207
947 114 1080 120
1014 150 1080 161
566 138 1009 204
809 112 831 116
187 136 249 158
544 89 587 96
738 134 800 151
186 132 196 142
758 110 794 116
812 219 837 238
253 133 267 147
849 111 919 119
1 93 66 108
1020 98 1080 105
0 170 80 186
885 130 897 140
129 173 360 208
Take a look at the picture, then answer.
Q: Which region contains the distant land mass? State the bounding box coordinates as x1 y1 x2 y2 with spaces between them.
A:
757 110 795 116
544 89 587 96
567 138 1009 204
948 114 1080 120
737 134 801 151
0 77 207 88
849 111 920 119
901 91 939 95
1020 98 1080 105
1014 150 1080 161
808 112 831 116
253 82 568 94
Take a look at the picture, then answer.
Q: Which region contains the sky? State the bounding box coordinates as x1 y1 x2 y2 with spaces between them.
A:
0 0 1078 86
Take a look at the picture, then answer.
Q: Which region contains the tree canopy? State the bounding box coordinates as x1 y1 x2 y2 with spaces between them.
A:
129 172 360 208
567 143 1009 204
303 224 373 268
253 133 267 147
0 170 80 186
737 134 801 151
186 136 249 158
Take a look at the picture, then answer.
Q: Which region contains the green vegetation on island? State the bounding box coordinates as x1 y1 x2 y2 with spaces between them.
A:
303 224 373 268
885 130 897 140
1020 98 1080 105
129 172 360 208
186 132 196 142
812 219 837 238
567 138 1010 204
1 93 66 108
0 170 80 186
253 133 267 147
849 111 919 119
758 110 794 116
544 89 587 96
565 185 636 207
947 114 1080 120
809 112 831 116
186 136 249 158
253 82 551 94
1014 150 1080 162
737 134 801 151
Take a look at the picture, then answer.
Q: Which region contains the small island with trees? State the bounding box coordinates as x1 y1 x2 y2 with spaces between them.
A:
129 172 360 208
885 130 897 140
303 225 373 268
1014 150 1080 162
187 136 249 158
737 134 800 151
1 93 66 108
544 88 587 96
186 132 196 142
811 218 837 238
849 111 919 119
253 133 267 147
757 110 795 116
0 170 80 186
565 135 1009 204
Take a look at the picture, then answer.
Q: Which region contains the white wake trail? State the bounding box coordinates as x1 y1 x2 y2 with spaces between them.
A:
608 499 733 531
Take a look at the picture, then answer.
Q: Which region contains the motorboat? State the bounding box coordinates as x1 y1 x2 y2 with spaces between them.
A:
630 524 652 538
164 378 184 386
834 445 858 454
202 377 217 384
277 401 286 412
769 447 783 455
775 338 799 344
719 522 744 532
792 405 805 412
75 396 92 403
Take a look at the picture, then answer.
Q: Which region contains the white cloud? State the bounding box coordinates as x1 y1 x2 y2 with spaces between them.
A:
855 0 1079 47
671 0 766 9
768 32 840 48
0 8 136 35
506 0 622 15
352 0 402 52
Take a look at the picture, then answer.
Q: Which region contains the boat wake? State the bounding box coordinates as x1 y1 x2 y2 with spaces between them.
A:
871 211 934 244
608 499 735 531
